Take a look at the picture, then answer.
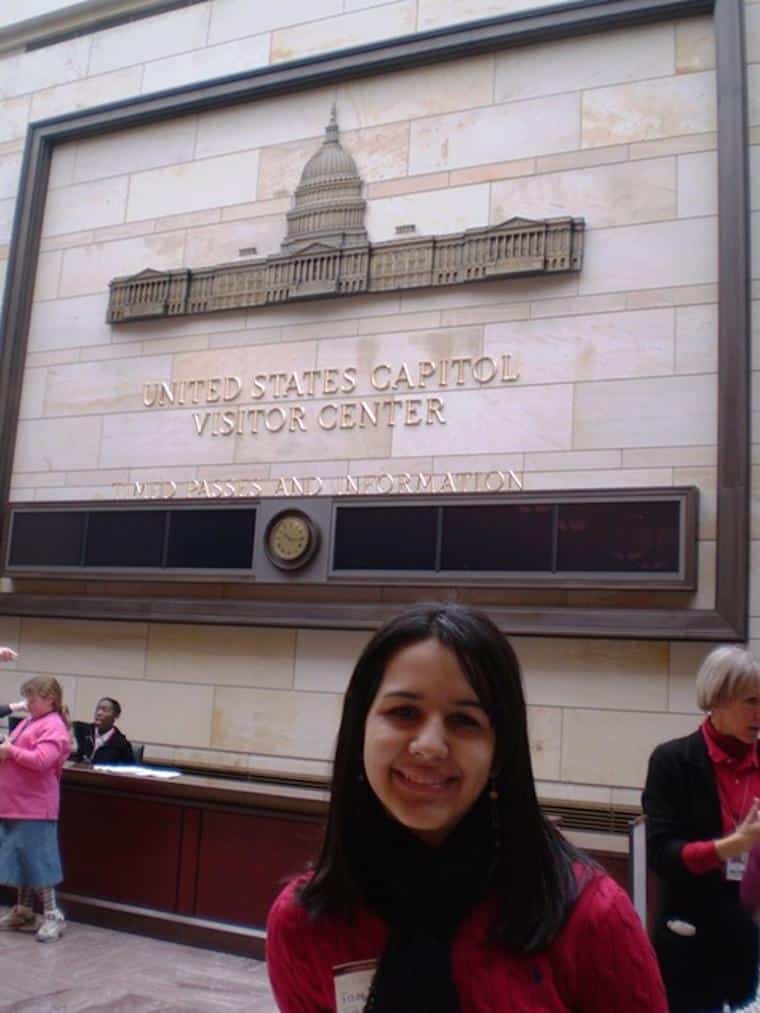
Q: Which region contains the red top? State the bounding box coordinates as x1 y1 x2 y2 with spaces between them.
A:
680 719 760 876
266 872 667 1012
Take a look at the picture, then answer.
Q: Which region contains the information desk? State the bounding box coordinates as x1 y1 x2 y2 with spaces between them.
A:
53 765 630 957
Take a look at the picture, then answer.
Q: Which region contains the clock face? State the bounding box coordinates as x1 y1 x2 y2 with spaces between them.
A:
265 511 319 570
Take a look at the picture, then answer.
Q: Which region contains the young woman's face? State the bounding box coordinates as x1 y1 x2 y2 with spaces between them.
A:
363 637 495 846
25 692 54 718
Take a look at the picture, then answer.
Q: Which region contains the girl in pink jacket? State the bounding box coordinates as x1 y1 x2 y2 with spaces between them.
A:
0 675 71 943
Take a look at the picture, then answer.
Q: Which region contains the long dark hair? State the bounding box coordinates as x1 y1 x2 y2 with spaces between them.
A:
300 602 590 953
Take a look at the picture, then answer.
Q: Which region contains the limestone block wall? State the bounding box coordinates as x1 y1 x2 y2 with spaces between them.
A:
0 0 755 804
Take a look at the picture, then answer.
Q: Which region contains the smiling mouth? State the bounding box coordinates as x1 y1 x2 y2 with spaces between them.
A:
393 769 459 793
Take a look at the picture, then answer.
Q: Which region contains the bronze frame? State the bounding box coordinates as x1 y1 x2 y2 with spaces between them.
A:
0 0 748 640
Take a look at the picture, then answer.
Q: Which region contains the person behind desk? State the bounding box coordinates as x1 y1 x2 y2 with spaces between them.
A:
72 697 133 765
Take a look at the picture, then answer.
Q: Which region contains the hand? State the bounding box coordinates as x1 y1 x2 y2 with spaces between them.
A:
9 700 26 713
716 798 760 860
0 647 17 663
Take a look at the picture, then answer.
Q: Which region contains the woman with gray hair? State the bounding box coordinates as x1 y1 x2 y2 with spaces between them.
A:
643 644 760 1012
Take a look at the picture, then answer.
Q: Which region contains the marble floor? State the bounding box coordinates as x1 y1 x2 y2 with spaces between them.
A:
0 911 277 1012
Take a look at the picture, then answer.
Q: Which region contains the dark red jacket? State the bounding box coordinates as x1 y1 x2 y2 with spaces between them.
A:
266 872 666 1012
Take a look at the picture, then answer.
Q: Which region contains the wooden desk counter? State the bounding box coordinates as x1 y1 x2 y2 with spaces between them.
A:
59 764 328 957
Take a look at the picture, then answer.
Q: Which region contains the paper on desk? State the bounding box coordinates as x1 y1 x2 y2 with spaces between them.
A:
92 764 181 778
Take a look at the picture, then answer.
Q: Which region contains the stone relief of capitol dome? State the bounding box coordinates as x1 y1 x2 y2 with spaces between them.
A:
107 107 585 324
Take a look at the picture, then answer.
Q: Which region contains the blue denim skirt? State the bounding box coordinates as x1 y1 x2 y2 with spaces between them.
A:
0 819 62 887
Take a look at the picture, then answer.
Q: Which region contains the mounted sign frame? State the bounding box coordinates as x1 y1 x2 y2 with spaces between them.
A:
0 0 748 640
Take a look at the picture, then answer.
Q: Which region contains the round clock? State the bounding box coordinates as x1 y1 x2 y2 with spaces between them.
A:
264 510 320 571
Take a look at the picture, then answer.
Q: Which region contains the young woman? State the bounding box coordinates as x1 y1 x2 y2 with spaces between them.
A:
267 603 666 1012
0 676 71 943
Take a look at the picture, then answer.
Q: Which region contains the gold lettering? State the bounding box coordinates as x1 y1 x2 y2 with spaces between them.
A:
143 383 159 408
318 403 338 430
426 397 446 425
450 357 471 385
251 374 267 399
404 399 423 426
396 472 412 493
371 363 392 391
376 472 394 494
472 356 496 385
284 372 304 398
341 367 357 394
439 472 457 493
193 412 211 436
359 401 377 428
339 402 357 429
392 362 413 390
507 469 523 490
501 354 520 382
224 376 242 401
264 407 287 432
289 405 307 432
417 360 436 388
207 378 222 403
323 368 339 395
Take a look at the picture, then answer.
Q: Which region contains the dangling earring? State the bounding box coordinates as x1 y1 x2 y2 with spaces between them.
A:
489 774 502 859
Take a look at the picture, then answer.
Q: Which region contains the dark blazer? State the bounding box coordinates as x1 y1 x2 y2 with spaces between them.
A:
72 721 134 765
643 728 759 1011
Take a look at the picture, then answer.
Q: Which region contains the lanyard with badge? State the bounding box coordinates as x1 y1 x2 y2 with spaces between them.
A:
717 774 753 880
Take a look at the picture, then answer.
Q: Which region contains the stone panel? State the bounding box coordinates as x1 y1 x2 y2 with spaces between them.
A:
579 218 718 295
76 676 213 748
99 410 234 469
294 629 372 693
524 467 671 491
126 150 261 222
30 67 144 121
527 705 562 780
561 708 697 787
27 294 116 352
675 303 717 374
184 215 286 267
17 367 47 420
573 373 716 449
208 0 343 45
32 250 62 302
494 22 674 103
418 0 544 29
668 641 711 714
195 88 332 159
70 116 198 184
19 618 147 679
146 625 296 688
271 1 416 63
0 96 30 144
491 158 676 229
59 231 188 298
409 93 580 174
211 686 343 759
675 15 716 72
13 415 102 472
677 150 717 218
142 35 271 94
484 308 675 385
0 35 90 99
336 55 495 132
517 638 668 710
42 176 129 238
88 4 210 76
0 151 21 201
581 72 717 148
44 355 173 417
366 184 489 242
392 383 574 456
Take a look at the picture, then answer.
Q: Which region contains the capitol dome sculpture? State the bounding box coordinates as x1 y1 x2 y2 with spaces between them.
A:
107 104 585 323
282 107 368 254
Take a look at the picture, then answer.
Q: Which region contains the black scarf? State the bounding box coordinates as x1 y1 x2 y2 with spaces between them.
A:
348 792 494 1013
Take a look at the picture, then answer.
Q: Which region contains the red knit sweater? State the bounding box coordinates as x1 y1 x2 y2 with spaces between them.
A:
266 872 667 1012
